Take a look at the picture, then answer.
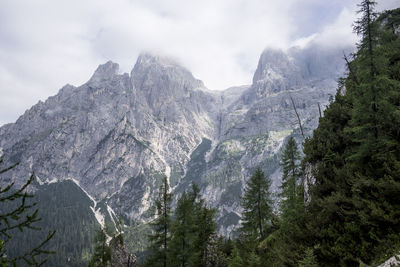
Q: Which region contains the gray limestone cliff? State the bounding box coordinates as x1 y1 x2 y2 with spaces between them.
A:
0 45 349 240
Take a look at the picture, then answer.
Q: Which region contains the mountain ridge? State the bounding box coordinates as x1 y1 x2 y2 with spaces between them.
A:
0 45 349 238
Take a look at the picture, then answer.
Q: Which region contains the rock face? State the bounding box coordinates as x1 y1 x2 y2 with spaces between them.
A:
110 235 137 267
0 45 348 236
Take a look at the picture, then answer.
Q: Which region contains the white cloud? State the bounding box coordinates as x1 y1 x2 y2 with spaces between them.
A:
294 7 358 49
0 0 398 125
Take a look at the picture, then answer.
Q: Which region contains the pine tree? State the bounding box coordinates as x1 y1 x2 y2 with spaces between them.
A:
169 183 217 267
240 168 273 240
353 0 378 76
191 205 216 267
303 84 357 265
262 137 309 266
0 159 55 266
169 191 195 267
351 0 380 142
279 137 302 220
145 175 172 267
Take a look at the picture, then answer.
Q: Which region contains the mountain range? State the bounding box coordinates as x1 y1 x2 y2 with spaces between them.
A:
0 41 350 263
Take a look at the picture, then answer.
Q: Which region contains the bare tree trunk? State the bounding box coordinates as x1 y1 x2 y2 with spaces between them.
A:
343 53 359 85
289 95 304 139
317 102 322 119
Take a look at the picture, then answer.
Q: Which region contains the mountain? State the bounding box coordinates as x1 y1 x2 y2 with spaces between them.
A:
179 44 347 234
0 44 349 261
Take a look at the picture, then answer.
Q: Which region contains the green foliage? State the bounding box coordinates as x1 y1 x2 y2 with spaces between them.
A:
145 175 172 267
143 182 221 266
248 137 310 266
169 183 217 267
123 222 152 265
279 137 302 221
298 248 318 267
226 6 400 266
169 190 194 266
0 160 55 266
5 178 104 266
248 252 261 267
202 234 228 267
302 5 400 266
240 168 273 241
227 245 243 267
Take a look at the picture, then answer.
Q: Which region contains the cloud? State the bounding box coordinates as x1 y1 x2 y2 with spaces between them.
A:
0 0 398 125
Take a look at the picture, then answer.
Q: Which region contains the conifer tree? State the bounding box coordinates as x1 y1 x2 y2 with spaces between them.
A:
0 159 55 266
268 137 309 266
169 191 195 267
145 175 172 267
240 168 273 240
227 245 243 267
279 137 302 220
191 205 216 267
303 4 400 265
169 183 217 267
353 0 378 76
352 0 380 140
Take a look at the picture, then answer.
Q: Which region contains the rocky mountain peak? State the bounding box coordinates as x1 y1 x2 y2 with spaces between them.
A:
89 61 120 84
130 53 205 110
131 53 204 91
247 48 303 101
252 49 295 84
134 53 182 69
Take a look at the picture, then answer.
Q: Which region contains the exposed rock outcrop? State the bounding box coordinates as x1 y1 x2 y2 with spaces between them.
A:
110 235 137 267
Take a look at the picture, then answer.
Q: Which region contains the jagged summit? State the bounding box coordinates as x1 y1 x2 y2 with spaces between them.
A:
130 53 205 110
253 48 299 84
89 60 120 84
251 48 303 97
134 53 184 69
131 53 204 91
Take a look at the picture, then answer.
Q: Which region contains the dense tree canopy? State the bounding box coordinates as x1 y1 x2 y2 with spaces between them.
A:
240 168 273 241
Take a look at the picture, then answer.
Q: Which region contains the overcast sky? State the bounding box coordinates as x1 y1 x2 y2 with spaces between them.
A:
0 0 398 126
